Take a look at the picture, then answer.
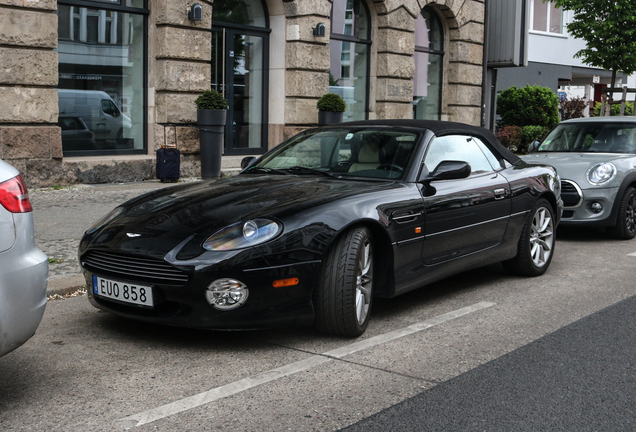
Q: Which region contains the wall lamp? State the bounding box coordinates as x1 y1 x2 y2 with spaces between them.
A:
188 3 202 21
313 23 326 37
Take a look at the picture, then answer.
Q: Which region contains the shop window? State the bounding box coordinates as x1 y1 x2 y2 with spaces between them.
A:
329 0 371 122
56 0 147 156
532 0 563 34
413 7 444 120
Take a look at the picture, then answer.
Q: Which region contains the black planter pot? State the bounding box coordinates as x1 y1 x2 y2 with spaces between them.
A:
197 109 226 179
318 111 344 125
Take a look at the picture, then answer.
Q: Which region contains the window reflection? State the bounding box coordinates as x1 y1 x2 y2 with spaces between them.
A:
413 8 443 120
57 4 145 155
212 0 266 28
329 0 371 122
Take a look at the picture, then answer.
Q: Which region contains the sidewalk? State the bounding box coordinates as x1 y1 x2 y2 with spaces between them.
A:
30 178 203 298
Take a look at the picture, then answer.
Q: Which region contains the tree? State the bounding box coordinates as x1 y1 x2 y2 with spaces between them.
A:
551 0 636 109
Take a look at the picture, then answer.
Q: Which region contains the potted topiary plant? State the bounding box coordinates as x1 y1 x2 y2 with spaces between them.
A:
317 93 346 125
195 89 228 179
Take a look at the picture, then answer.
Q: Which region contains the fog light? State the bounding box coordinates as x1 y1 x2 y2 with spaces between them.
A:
205 278 249 310
590 202 603 214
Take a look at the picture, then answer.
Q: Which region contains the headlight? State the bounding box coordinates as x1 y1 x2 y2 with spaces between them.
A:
85 206 124 234
203 218 281 251
586 163 616 186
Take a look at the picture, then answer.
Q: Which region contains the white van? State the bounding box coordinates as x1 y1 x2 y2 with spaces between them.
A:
57 89 132 143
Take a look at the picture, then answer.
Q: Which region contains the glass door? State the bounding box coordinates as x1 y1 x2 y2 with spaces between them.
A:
211 28 268 155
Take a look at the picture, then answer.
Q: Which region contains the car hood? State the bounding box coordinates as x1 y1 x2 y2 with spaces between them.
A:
82 175 399 258
521 152 635 187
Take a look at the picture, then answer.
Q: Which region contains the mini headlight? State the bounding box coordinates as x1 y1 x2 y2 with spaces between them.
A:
85 206 124 234
586 163 616 186
203 218 281 251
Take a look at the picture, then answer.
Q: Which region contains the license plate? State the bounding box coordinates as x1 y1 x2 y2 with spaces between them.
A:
93 275 154 307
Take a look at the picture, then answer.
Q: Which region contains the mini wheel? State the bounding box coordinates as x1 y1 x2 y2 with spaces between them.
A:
609 186 636 240
313 226 374 337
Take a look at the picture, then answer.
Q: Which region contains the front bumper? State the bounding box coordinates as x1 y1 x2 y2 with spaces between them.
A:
84 260 320 330
560 182 619 227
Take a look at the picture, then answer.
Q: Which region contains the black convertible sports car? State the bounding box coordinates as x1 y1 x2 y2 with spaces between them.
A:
80 120 563 337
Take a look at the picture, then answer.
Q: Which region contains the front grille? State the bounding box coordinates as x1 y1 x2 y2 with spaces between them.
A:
561 180 582 207
82 250 189 286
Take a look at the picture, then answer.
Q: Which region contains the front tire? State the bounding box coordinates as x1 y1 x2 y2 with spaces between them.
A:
313 226 374 337
609 187 636 240
503 198 555 276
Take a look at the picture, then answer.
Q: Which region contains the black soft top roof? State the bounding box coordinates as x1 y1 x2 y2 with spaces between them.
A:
341 119 520 164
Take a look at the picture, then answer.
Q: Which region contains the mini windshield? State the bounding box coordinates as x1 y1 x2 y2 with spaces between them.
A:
538 122 636 153
244 128 421 180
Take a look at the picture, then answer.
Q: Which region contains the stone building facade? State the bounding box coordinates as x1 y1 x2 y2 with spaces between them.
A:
0 0 485 187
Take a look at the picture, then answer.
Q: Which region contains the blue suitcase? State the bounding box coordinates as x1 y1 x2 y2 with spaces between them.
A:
156 148 180 183
157 125 181 183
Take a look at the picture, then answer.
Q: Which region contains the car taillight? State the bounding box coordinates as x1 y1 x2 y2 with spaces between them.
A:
0 174 33 213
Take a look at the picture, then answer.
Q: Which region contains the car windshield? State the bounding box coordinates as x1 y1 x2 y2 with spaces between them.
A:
538 122 636 153
244 128 421 180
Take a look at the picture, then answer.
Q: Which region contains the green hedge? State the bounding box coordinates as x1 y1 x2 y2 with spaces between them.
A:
496 125 549 155
592 101 634 116
497 85 559 129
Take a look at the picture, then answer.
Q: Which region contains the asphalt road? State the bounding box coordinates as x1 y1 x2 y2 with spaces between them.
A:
1 182 635 431
343 292 636 432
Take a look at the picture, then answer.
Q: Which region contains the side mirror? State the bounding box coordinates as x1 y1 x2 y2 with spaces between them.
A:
241 156 256 169
419 160 471 184
527 140 541 153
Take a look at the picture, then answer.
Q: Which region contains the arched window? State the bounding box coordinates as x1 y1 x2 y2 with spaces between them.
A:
210 0 269 155
329 0 371 121
414 7 444 120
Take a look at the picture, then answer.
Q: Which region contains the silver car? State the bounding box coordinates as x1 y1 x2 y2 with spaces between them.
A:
0 159 48 357
523 117 636 239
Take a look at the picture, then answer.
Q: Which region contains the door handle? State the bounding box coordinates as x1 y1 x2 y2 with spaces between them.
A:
494 188 508 200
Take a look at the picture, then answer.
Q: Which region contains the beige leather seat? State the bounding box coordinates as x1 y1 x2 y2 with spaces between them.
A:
349 142 380 172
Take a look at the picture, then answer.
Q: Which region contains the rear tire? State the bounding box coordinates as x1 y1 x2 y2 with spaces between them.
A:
313 226 373 337
503 198 555 276
609 187 636 240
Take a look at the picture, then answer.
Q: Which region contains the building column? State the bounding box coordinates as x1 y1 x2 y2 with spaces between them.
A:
0 0 61 187
282 0 331 140
442 0 485 126
153 0 212 175
375 6 416 119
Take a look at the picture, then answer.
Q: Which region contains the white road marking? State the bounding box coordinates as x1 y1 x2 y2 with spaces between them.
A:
115 301 495 429
628 252 636 257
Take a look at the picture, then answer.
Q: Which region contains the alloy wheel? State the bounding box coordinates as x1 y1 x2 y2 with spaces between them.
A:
625 194 636 235
530 207 554 267
355 240 373 325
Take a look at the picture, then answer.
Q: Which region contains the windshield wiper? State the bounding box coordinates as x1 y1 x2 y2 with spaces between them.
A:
284 166 338 177
245 166 290 175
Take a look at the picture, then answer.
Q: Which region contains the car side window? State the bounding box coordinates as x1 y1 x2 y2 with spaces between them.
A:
473 137 503 169
59 117 83 131
101 99 119 117
424 135 494 175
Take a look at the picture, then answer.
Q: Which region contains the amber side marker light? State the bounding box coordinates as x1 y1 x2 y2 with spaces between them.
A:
272 278 299 288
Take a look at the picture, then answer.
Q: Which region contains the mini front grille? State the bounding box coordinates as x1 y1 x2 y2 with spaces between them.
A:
561 180 583 208
82 250 189 286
